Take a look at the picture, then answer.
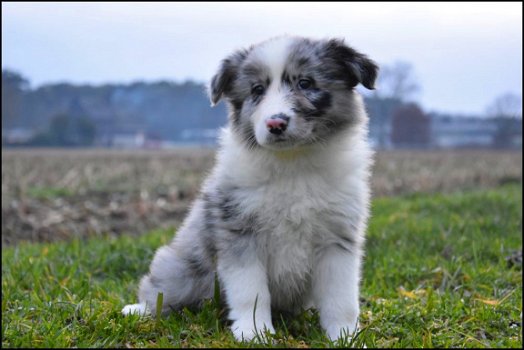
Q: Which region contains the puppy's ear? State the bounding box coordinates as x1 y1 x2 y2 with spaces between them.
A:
209 49 249 106
324 38 379 90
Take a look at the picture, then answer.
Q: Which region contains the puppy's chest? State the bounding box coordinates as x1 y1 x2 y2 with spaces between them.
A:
241 175 334 235
234 176 337 274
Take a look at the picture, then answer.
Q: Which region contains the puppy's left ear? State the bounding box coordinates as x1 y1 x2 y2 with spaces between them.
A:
209 49 249 106
324 39 379 90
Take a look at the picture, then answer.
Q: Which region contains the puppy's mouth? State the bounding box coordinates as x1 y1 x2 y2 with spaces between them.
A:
262 133 308 150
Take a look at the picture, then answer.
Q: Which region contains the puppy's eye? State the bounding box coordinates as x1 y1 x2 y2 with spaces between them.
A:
251 84 265 96
298 78 313 90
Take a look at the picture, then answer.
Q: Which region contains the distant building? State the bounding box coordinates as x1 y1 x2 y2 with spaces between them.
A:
430 114 498 148
93 120 148 148
111 132 146 149
2 128 35 144
180 128 219 145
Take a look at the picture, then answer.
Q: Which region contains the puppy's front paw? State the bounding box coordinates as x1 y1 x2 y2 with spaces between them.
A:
122 303 149 316
231 319 275 342
326 322 357 338
325 324 362 347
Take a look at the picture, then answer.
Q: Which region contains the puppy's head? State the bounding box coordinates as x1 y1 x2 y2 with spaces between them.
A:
210 36 378 150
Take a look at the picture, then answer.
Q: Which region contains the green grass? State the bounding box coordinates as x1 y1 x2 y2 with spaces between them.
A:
26 186 74 199
2 184 522 348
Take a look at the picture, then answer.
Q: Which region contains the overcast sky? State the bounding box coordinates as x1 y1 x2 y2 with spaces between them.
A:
2 2 522 115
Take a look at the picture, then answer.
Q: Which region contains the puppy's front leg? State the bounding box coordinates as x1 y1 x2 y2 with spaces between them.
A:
217 253 274 342
313 245 362 341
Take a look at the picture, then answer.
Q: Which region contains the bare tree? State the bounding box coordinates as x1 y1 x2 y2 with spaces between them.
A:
391 103 430 148
374 61 421 102
486 93 522 149
486 92 522 119
366 60 421 149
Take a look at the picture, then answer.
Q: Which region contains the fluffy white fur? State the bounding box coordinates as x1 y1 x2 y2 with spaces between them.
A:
122 36 376 343
215 125 372 340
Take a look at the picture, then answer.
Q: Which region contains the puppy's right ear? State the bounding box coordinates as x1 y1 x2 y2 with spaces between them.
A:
209 49 248 106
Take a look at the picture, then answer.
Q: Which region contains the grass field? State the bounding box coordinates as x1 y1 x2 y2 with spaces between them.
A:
2 184 522 348
2 148 522 245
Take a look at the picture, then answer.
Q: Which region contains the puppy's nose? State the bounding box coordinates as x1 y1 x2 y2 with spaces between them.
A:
266 114 290 135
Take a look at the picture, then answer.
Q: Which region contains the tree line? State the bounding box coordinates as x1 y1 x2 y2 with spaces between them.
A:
2 66 521 149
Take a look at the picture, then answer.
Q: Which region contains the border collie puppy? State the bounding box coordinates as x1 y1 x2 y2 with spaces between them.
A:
122 35 378 342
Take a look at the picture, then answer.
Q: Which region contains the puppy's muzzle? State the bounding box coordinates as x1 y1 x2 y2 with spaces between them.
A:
266 114 290 135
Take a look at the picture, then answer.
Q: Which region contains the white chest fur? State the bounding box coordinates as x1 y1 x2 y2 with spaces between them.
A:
208 127 373 309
